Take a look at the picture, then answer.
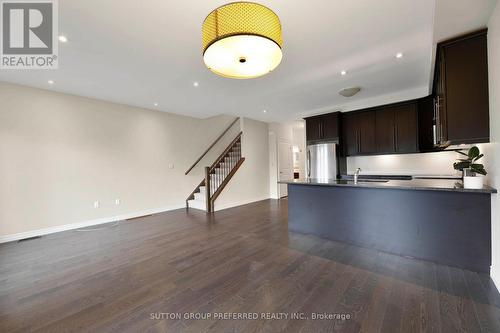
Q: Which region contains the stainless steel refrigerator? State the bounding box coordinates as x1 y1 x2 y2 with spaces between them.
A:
306 143 337 179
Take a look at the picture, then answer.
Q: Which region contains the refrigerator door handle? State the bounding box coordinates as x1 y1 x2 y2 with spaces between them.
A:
307 149 311 178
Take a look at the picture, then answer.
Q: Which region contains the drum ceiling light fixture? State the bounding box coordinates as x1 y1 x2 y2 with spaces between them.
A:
202 2 283 79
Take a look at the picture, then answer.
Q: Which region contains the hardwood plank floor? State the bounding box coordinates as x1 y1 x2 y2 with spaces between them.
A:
1 199 499 332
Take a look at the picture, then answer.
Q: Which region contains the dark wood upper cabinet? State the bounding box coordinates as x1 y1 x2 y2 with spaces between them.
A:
376 103 419 154
342 111 376 155
394 103 418 153
305 116 321 142
342 102 418 156
375 107 396 154
342 113 359 156
357 112 376 154
417 96 435 152
321 113 340 142
305 112 340 144
434 29 490 144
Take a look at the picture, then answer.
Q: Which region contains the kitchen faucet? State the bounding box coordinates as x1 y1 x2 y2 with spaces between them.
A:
354 168 362 184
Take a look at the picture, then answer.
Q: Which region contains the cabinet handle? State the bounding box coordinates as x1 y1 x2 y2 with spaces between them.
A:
433 99 438 146
436 97 442 144
307 149 311 178
393 125 396 151
437 99 440 144
395 124 398 151
357 131 361 153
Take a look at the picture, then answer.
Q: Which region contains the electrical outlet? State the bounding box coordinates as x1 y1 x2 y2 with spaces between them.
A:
94 201 100 208
115 199 121 206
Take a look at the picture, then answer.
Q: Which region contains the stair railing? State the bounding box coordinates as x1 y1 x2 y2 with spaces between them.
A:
185 117 240 175
204 132 243 212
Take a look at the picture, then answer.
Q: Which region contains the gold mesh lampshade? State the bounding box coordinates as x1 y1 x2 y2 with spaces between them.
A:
202 2 283 79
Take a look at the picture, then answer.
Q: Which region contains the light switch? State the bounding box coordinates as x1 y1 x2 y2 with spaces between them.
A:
94 201 100 208
168 163 174 169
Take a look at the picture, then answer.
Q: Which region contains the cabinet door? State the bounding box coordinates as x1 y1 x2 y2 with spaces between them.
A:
418 96 435 151
443 32 489 143
321 113 339 141
375 108 395 153
342 115 358 156
395 104 418 153
305 117 321 142
358 112 376 154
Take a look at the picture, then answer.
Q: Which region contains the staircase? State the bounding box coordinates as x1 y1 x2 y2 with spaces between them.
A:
186 131 245 212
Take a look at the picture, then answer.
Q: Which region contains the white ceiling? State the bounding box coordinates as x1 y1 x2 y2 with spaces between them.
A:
434 0 497 42
0 0 497 122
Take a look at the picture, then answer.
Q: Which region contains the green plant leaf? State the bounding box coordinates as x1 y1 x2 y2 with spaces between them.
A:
473 168 487 176
454 161 470 170
468 146 480 159
471 163 487 175
475 154 484 161
457 151 469 156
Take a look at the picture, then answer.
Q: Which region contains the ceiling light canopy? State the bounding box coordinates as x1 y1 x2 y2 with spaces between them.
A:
202 2 283 79
339 87 361 97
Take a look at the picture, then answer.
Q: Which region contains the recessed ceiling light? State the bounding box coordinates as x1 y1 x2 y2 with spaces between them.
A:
58 35 68 43
193 82 199 87
396 52 403 59
341 70 347 76
153 102 159 107
262 110 267 113
47 80 55 84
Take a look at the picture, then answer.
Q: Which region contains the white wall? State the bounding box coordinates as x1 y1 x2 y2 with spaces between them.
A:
487 2 500 289
215 118 270 210
0 82 269 239
292 122 306 178
268 122 294 199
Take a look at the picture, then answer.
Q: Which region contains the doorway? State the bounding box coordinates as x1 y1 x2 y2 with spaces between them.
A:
278 141 293 198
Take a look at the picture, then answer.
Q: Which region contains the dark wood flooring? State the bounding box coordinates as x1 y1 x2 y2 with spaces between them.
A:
1 199 500 332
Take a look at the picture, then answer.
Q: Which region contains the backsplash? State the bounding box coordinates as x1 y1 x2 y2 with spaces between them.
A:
346 150 461 176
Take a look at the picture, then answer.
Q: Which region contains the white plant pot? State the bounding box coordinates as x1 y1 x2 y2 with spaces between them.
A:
463 175 484 189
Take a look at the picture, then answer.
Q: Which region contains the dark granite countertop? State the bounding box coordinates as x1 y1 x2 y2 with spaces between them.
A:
279 178 497 194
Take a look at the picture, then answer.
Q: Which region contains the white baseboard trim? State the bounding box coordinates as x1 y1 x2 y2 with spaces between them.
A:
0 204 185 244
491 265 500 293
214 196 271 212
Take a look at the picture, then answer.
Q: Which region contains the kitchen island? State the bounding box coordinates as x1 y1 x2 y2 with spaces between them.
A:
281 178 497 272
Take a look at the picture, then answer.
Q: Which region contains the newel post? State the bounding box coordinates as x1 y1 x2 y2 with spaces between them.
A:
205 167 212 213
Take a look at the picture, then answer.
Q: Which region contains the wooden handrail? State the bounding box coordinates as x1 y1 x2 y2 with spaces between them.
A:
185 117 240 175
209 132 242 172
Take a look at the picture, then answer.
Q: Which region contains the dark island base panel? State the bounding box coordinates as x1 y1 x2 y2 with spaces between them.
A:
288 184 491 273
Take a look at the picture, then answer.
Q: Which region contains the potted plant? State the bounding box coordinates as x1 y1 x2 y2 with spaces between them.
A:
453 146 487 189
